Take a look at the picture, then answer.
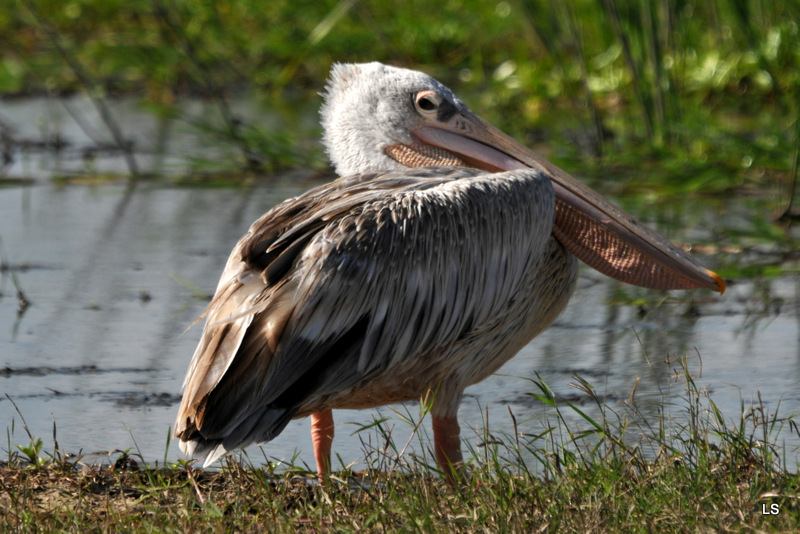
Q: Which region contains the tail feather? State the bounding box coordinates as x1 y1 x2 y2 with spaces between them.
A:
178 405 298 466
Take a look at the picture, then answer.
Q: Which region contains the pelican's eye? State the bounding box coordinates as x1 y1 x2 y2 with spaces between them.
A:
414 90 442 117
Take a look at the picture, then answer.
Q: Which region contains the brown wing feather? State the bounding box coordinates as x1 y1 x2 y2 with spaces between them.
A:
174 168 485 452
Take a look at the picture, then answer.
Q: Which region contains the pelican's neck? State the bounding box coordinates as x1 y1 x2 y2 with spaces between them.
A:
321 122 407 176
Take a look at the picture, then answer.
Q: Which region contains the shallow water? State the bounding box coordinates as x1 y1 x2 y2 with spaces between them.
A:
0 96 798 472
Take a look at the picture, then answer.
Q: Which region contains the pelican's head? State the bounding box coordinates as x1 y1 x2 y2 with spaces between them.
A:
320 62 474 176
321 62 562 179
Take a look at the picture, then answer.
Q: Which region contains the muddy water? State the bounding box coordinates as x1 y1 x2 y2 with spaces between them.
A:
0 96 798 472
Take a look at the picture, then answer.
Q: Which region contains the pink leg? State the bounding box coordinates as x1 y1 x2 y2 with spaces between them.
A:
432 414 463 482
311 409 334 476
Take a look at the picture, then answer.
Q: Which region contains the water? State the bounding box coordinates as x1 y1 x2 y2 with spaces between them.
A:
1 96 797 472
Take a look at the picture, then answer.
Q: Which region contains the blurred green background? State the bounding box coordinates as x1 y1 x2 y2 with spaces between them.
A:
0 0 797 195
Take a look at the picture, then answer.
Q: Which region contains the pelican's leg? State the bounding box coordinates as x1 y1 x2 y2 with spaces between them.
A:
432 414 463 481
310 409 335 476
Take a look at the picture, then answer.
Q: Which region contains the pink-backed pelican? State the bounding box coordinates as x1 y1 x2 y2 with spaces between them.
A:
174 62 724 479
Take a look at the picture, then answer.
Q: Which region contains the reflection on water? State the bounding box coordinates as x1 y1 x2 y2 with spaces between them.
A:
0 94 312 179
1 178 797 471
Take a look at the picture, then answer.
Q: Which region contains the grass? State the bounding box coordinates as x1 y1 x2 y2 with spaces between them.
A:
2 356 799 532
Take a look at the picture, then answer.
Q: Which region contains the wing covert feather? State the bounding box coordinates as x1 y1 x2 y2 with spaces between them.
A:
175 166 555 456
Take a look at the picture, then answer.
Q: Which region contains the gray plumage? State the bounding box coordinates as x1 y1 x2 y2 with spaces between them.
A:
175 166 575 465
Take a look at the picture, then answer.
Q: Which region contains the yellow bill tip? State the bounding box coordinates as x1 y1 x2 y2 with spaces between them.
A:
707 269 726 294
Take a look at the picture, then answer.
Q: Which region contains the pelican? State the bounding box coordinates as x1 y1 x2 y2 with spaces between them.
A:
174 62 724 478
